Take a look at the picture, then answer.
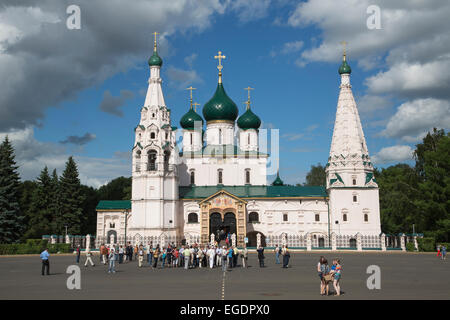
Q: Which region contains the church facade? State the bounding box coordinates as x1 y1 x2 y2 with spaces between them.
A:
96 40 381 248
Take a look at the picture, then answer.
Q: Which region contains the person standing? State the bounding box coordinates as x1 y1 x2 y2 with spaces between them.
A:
257 246 265 268
208 246 215 269
331 259 342 296
173 247 179 267
138 245 144 268
183 245 191 269
222 246 228 272
84 248 95 267
441 245 447 260
147 245 153 267
75 245 81 264
242 246 248 268
100 244 107 265
197 247 204 268
118 245 124 264
437 245 441 258
227 247 233 269
216 246 222 267
40 248 50 276
233 246 238 268
152 245 160 269
179 246 185 268
282 245 290 268
108 247 116 273
274 245 280 264
161 248 167 268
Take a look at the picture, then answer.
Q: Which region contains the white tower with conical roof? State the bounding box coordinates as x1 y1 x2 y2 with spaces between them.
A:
129 34 179 238
326 51 381 236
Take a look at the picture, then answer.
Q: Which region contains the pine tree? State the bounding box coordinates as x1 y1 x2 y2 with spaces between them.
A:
0 137 23 243
25 167 54 238
59 157 85 235
49 169 61 234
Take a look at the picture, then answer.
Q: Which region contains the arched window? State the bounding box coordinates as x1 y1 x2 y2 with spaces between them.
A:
353 195 358 202
247 133 250 145
135 150 141 172
147 150 157 171
245 169 251 184
219 129 222 144
150 132 156 139
190 171 195 185
315 214 320 222
218 169 223 184
190 133 193 145
343 214 347 222
164 150 170 171
188 212 198 223
364 213 369 222
249 212 259 223
283 213 288 222
352 176 357 185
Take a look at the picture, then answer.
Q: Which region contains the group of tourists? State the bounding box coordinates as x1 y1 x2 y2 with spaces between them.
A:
437 245 447 260
317 256 342 296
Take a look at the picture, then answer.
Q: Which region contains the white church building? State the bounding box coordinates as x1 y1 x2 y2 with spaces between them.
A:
96 39 382 249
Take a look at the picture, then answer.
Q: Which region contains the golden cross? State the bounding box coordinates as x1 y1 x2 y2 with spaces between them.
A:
192 102 200 112
340 41 347 58
153 32 160 50
244 86 254 101
214 51 226 72
186 86 196 101
244 100 251 110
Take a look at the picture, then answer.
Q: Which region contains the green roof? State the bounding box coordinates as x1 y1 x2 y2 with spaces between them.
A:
237 107 261 130
203 83 238 122
272 171 284 186
338 57 351 74
148 50 163 67
180 108 204 130
96 200 131 210
179 185 327 199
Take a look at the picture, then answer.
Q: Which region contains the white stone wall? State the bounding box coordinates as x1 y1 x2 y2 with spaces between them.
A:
239 129 258 151
205 122 235 145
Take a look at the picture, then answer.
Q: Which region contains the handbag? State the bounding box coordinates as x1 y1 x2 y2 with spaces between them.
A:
324 274 333 282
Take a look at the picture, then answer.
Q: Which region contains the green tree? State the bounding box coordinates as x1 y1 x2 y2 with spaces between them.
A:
415 132 450 241
59 157 85 234
303 163 326 186
0 137 23 243
374 164 422 234
97 176 131 200
414 128 446 178
80 184 100 235
25 167 54 238
19 180 37 237
49 169 61 234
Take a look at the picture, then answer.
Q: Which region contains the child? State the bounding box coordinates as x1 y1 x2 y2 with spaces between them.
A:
332 259 342 296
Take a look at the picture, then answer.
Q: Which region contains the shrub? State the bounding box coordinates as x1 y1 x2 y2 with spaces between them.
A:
406 242 416 252
0 242 70 255
417 237 435 252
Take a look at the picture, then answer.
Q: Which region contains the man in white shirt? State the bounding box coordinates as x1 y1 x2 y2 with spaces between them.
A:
207 246 216 269
216 247 222 266
84 248 95 267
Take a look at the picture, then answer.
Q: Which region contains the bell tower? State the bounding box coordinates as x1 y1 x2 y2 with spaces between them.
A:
129 33 179 238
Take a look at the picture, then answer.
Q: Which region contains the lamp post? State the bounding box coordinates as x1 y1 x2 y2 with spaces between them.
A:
124 209 130 244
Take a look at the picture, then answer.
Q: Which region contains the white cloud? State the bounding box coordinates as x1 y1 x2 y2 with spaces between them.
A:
0 127 129 188
167 66 203 89
229 0 271 22
381 98 450 142
372 145 414 164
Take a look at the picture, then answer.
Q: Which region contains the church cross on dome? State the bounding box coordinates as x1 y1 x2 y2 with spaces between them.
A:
244 86 254 110
214 51 226 83
152 32 160 51
192 102 200 112
340 40 348 60
186 86 196 109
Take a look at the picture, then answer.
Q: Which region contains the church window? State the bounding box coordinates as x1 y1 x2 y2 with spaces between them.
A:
245 169 251 184
150 132 156 139
247 133 250 145
190 133 193 145
110 223 115 228
315 214 320 222
165 132 168 140
364 213 369 222
164 150 170 171
283 213 288 222
343 214 347 222
152 113 155 118
188 212 198 223
352 176 357 185
219 129 222 145
190 171 195 185
135 150 141 172
249 212 259 223
218 169 223 184
353 195 357 202
147 150 157 171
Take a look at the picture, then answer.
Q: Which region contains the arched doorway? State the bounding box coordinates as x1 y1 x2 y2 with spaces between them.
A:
210 213 223 240
349 238 357 248
223 212 236 236
106 230 117 244
318 237 325 247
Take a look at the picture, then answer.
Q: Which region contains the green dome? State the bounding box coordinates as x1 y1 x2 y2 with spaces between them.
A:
237 108 261 130
272 172 284 186
202 83 238 122
180 108 204 130
148 51 163 67
338 59 351 74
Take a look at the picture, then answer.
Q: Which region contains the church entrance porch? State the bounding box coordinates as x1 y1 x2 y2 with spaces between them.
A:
199 190 247 247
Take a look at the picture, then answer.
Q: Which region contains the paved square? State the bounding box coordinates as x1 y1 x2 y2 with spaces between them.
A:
0 252 448 299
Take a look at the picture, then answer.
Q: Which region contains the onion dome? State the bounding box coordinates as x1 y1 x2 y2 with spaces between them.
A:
202 83 238 122
338 54 351 74
148 50 163 67
180 107 203 130
272 171 284 186
237 100 261 130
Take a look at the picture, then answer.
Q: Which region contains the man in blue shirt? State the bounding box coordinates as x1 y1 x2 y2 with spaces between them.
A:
40 248 50 275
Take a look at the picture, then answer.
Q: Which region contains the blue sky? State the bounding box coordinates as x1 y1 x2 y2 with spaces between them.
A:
1 0 449 187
